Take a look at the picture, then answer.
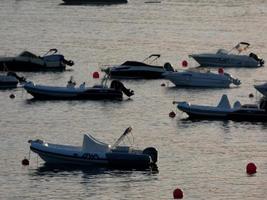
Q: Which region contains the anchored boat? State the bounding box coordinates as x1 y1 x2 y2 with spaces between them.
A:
0 49 74 72
190 42 264 68
28 127 158 169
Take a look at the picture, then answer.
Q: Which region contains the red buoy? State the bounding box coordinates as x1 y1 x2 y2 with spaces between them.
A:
93 71 100 79
246 162 257 175
218 68 224 74
169 111 176 118
173 188 183 199
182 60 188 67
22 157 29 166
161 83 166 87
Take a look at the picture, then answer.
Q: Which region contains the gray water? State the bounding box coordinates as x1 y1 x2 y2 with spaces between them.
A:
0 0 267 199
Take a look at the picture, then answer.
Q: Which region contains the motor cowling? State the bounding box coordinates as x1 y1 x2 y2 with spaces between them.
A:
110 80 134 97
143 147 158 164
249 52 264 66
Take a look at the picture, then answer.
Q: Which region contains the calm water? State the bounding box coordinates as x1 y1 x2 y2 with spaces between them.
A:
1 0 267 199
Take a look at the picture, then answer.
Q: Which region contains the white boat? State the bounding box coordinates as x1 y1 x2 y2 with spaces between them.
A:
163 67 241 88
174 94 267 121
0 49 74 72
190 42 264 68
0 72 26 89
103 54 174 79
28 127 158 169
254 82 267 97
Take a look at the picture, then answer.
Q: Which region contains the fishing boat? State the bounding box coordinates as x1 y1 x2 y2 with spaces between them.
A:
190 42 264 68
23 76 134 100
0 49 74 72
28 127 158 169
103 54 174 79
163 67 241 88
0 72 26 89
174 94 267 121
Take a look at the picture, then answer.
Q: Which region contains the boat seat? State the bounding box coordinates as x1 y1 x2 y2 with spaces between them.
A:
233 101 241 108
82 134 110 153
217 94 231 109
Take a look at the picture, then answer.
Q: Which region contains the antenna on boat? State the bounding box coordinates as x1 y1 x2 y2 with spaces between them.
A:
112 127 132 148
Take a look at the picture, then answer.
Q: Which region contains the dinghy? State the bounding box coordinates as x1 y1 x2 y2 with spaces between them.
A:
28 127 158 169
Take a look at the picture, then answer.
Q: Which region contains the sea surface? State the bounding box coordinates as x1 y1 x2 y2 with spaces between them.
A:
0 0 267 199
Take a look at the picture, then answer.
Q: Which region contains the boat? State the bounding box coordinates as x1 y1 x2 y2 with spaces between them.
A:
28 127 158 169
103 54 175 79
0 72 26 89
0 49 74 72
62 0 128 4
163 66 241 88
23 76 134 100
190 42 264 68
174 94 267 121
254 82 267 97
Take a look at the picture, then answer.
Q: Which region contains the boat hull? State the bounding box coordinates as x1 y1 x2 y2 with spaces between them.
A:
191 54 260 68
62 0 128 4
24 84 123 100
0 60 65 72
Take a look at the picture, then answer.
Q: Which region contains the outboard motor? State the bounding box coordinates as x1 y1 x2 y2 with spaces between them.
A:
110 80 134 97
143 147 158 164
249 52 264 66
7 72 26 83
163 62 175 72
62 58 74 66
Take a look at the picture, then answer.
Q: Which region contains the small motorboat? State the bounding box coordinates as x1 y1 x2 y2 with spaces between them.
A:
62 0 127 4
174 94 267 121
28 127 158 169
254 82 267 97
190 42 264 68
0 72 26 89
0 49 74 72
23 76 134 100
163 66 241 88
103 54 175 79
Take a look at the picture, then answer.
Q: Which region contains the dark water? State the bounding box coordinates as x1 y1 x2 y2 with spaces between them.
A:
1 0 267 199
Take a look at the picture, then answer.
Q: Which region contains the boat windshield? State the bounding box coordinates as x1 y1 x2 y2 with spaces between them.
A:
19 51 38 58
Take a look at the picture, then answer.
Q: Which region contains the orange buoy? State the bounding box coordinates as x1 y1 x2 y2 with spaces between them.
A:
246 162 257 175
169 111 176 118
173 188 183 199
9 94 15 99
93 71 100 79
218 68 224 74
161 83 166 87
22 157 29 166
249 93 254 98
182 60 188 67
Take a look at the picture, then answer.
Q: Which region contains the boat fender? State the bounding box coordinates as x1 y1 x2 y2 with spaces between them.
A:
143 147 158 163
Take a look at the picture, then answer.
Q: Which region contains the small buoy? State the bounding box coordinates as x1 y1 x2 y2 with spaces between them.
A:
169 111 176 118
246 162 257 175
218 68 224 74
173 188 183 199
93 71 100 79
161 83 166 87
249 93 254 98
9 94 15 99
182 60 188 67
22 157 29 166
